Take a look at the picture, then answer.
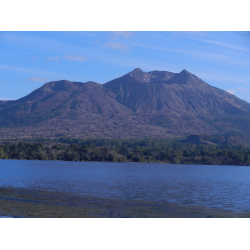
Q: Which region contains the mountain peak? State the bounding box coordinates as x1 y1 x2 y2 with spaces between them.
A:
176 69 194 81
43 79 73 92
180 69 191 74
129 68 144 76
127 68 153 83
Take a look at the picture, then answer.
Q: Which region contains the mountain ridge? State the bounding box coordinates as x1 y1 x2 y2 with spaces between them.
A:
0 68 249 140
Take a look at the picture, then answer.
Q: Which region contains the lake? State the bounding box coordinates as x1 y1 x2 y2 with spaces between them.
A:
0 160 249 213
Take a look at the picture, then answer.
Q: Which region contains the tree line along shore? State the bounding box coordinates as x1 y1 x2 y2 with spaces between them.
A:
0 137 250 166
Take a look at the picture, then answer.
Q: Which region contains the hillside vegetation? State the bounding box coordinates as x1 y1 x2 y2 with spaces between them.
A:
1 137 250 166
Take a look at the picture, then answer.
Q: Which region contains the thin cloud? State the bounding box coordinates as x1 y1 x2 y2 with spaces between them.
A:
47 56 60 61
27 77 48 82
236 86 250 92
2 33 85 55
185 31 208 35
191 67 250 85
182 50 234 62
103 42 128 50
198 38 250 52
126 40 249 65
197 73 250 85
76 31 108 39
237 87 250 103
226 86 250 103
63 55 86 62
30 57 38 61
112 31 134 39
95 53 179 74
226 89 236 95
0 64 51 75
0 64 29 72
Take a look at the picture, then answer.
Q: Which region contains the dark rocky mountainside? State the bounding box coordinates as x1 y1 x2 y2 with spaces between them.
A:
105 68 249 114
0 68 250 139
0 80 132 126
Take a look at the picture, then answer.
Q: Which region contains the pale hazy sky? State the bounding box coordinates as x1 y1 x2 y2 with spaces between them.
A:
1 31 249 102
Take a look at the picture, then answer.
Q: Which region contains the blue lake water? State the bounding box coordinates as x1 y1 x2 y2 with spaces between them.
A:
0 160 249 212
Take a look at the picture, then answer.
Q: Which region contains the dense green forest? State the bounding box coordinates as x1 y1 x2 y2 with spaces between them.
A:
0 137 250 165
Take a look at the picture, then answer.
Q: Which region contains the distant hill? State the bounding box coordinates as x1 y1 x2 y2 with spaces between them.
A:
0 68 250 140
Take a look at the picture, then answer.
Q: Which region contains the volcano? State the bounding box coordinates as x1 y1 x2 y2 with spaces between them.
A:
0 68 249 139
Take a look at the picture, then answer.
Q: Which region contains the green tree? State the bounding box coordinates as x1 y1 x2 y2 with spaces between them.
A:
235 152 244 163
52 144 66 150
70 143 78 151
0 148 5 159
244 154 250 164
18 141 25 150
65 150 80 161
133 145 142 157
118 145 129 155
37 142 45 150
100 146 109 160
127 154 133 161
107 153 115 162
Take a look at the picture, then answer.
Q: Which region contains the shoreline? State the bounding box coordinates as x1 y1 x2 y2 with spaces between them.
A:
0 187 249 218
0 158 249 167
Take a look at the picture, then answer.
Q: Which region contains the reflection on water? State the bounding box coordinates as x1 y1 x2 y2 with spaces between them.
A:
0 160 249 212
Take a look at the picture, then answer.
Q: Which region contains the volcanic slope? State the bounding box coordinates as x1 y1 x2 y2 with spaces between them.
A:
0 68 249 139
0 80 144 138
104 68 250 136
